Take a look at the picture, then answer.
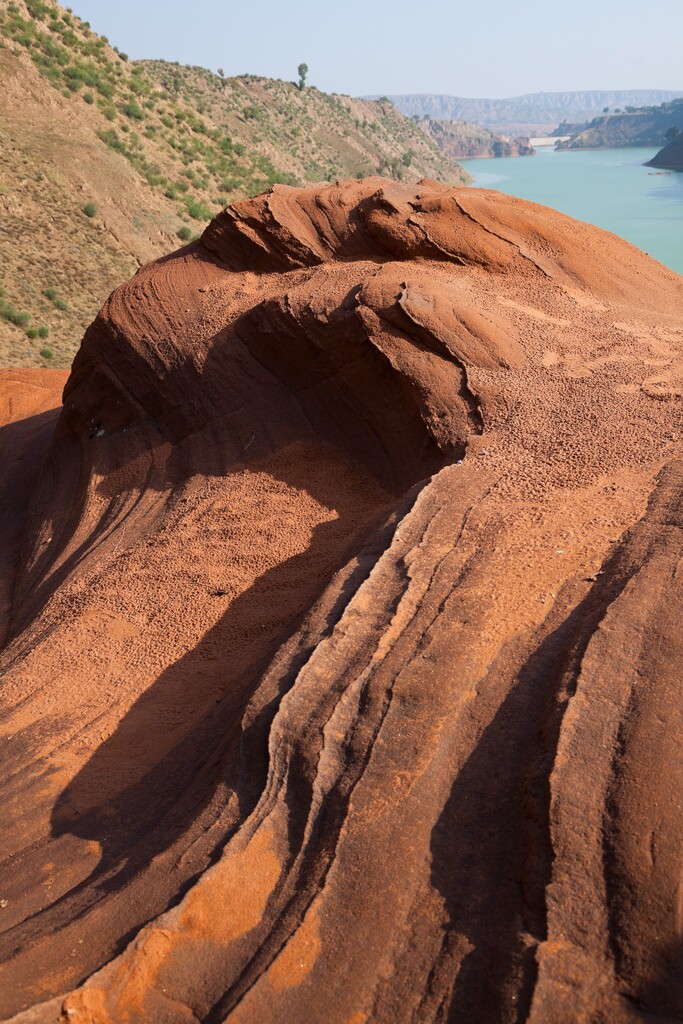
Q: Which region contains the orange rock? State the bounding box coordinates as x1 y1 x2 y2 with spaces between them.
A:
1 178 682 1023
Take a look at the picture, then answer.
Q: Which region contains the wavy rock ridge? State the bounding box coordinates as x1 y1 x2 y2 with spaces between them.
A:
1 177 682 1024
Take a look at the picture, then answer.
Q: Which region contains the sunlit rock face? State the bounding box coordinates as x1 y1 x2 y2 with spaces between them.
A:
1 177 682 1024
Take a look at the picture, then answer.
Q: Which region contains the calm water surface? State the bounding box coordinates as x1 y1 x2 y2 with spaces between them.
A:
459 147 683 275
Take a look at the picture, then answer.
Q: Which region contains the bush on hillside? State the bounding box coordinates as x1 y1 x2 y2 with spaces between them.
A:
1 305 31 327
121 100 144 120
184 197 212 220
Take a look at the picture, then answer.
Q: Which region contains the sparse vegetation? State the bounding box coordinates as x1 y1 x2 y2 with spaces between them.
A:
177 226 192 241
82 201 98 217
43 289 69 312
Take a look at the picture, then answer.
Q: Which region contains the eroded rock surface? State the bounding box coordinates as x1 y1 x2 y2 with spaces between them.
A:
1 178 682 1024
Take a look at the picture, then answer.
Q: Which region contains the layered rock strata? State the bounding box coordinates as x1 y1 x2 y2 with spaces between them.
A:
1 178 682 1024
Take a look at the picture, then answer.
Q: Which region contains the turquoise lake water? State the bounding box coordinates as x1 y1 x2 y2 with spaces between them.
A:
459 147 683 276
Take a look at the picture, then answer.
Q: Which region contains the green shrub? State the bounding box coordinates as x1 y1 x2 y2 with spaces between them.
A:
144 167 166 186
176 226 192 241
26 327 39 339
40 347 54 360
83 202 97 217
1 305 30 327
54 298 68 311
98 128 125 152
26 0 50 18
184 197 212 220
38 325 49 338
83 90 94 104
43 287 57 300
121 100 144 120
266 169 297 186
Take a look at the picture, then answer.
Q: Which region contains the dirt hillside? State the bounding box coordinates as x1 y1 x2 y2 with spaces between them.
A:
1 176 682 1023
0 0 466 368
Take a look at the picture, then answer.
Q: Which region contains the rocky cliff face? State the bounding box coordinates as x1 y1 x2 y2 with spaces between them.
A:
1 177 682 1024
420 118 534 158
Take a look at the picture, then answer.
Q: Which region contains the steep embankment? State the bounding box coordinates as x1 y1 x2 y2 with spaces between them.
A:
0 0 465 368
1 176 682 1024
379 90 683 136
419 117 534 158
647 133 683 170
557 98 683 149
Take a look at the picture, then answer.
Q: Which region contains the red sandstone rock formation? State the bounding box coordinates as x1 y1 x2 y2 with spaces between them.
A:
1 178 682 1024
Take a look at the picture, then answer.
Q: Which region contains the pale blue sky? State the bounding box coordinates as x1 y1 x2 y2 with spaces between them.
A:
68 0 682 98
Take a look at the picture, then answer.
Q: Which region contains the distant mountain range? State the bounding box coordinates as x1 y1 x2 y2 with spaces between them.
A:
367 91 683 135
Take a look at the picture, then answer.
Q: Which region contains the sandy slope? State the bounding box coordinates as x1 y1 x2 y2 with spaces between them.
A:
1 178 682 1024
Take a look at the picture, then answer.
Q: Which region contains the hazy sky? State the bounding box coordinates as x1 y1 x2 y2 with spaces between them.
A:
69 0 682 98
